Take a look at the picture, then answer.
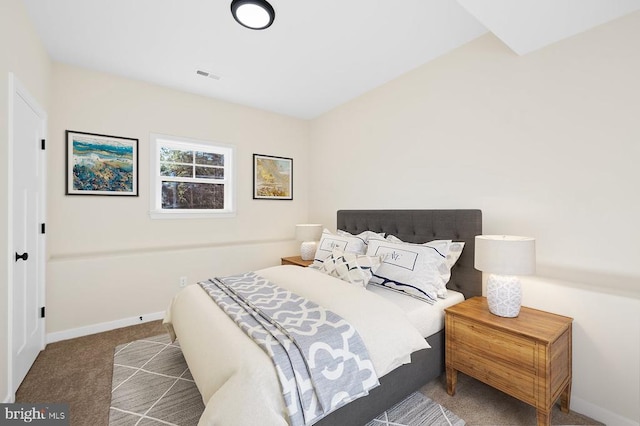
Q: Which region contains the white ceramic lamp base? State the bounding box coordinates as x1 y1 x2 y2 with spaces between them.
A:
300 241 317 261
487 274 522 317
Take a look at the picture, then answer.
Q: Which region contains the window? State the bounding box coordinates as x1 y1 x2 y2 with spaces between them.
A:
150 134 235 218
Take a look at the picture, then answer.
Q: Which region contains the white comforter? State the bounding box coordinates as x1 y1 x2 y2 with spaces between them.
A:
163 265 429 426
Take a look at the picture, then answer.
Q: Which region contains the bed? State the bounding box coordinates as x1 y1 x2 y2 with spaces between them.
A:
164 209 482 425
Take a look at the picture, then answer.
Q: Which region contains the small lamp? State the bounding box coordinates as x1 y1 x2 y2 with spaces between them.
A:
475 235 536 318
295 224 322 261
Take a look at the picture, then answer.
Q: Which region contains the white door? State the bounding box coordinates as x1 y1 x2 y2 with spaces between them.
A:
9 74 46 393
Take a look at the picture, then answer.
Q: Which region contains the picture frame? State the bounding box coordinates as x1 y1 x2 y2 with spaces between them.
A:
66 130 139 196
253 154 293 200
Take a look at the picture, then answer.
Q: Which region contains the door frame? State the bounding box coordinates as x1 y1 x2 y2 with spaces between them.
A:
6 72 47 401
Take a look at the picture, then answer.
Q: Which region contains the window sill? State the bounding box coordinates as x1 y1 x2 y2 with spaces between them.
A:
149 210 236 219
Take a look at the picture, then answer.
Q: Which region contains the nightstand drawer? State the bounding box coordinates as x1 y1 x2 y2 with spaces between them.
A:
452 346 536 405
449 316 536 372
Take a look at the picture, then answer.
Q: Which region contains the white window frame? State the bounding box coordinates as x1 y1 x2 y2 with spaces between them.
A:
150 133 236 219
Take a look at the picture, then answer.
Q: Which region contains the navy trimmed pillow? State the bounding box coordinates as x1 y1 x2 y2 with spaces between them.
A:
311 229 370 267
385 235 464 288
366 236 450 302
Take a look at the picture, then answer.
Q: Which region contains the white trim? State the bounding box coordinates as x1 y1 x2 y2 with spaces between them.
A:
149 210 237 219
6 73 47 404
46 311 166 344
5 70 15 409
571 395 638 426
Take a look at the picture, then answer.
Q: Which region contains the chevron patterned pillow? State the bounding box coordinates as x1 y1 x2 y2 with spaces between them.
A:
319 250 382 288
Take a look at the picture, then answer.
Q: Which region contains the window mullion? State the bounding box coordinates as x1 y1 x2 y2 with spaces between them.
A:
160 176 225 184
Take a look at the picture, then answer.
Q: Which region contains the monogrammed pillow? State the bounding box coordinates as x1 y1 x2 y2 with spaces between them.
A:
385 235 464 287
366 236 450 302
311 229 369 266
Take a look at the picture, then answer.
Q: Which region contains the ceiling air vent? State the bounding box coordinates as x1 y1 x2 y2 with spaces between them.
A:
196 69 221 80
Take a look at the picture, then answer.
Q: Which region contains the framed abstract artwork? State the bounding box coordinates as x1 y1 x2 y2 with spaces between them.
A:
253 154 293 200
66 130 139 196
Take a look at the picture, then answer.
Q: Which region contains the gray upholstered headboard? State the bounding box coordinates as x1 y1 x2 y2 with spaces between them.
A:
337 209 482 299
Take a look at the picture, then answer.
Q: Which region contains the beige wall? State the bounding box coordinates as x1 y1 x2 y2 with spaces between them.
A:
1 0 51 403
46 63 308 334
309 12 640 426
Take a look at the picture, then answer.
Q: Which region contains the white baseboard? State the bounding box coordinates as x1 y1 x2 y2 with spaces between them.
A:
3 392 15 403
572 395 639 426
46 311 166 344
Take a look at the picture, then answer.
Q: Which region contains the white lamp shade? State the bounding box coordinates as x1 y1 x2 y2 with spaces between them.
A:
295 224 322 242
475 235 536 276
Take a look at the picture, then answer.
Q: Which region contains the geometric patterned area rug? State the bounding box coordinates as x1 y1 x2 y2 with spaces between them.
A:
109 334 465 426
109 334 203 426
365 391 465 426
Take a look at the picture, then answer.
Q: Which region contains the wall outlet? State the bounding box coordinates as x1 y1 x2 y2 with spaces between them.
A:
179 276 187 287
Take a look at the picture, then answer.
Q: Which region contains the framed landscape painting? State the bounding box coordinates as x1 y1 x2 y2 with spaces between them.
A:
253 154 293 200
66 130 139 196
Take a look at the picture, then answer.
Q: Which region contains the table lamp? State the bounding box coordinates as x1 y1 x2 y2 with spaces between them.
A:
295 224 322 261
474 235 536 317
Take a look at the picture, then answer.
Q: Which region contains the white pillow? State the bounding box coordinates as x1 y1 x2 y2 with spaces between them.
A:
366 236 450 302
312 229 368 266
337 229 384 242
385 235 464 287
445 242 465 269
385 235 451 257
318 250 382 288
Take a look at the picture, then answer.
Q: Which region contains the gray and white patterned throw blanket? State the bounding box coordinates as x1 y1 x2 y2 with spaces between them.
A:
199 272 379 426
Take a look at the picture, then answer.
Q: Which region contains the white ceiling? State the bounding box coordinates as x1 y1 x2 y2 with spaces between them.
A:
22 0 640 119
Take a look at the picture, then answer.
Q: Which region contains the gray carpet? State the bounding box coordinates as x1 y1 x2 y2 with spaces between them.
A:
109 334 465 426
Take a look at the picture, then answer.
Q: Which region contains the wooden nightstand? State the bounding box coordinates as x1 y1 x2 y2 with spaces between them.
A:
281 256 314 267
445 297 573 426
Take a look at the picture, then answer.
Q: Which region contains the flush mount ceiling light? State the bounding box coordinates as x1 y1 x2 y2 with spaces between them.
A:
231 0 275 30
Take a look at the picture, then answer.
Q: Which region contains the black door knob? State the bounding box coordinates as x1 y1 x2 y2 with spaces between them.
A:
15 252 29 262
